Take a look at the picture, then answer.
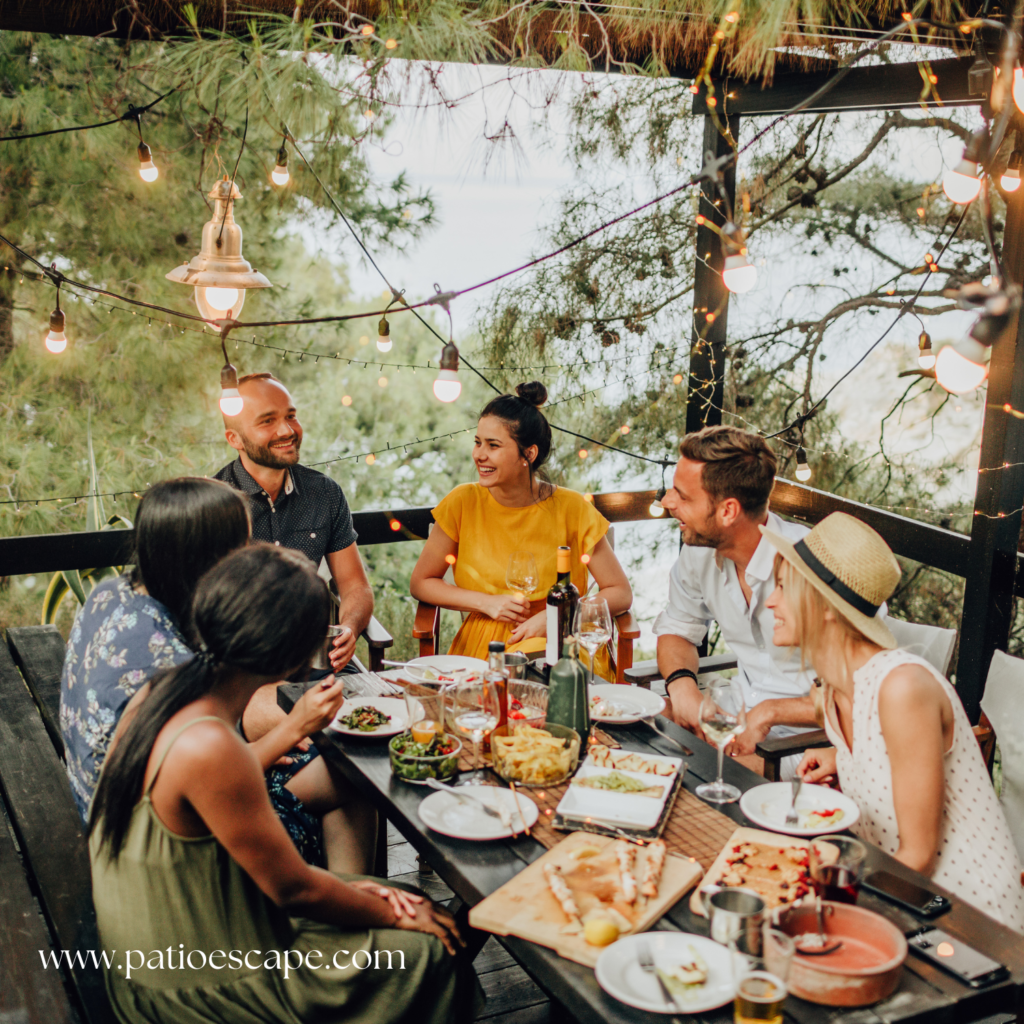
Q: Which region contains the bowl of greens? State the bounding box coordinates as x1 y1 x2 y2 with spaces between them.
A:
388 731 463 785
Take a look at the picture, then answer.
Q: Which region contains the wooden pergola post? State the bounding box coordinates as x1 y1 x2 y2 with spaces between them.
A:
685 113 740 434
954 182 1024 722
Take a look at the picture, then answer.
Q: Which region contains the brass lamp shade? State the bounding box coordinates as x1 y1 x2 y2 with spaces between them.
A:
166 175 271 320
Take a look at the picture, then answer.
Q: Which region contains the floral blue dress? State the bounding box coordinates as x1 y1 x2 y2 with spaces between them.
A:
60 575 325 865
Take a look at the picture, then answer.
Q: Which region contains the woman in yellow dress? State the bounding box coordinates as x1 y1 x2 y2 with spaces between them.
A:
410 382 632 677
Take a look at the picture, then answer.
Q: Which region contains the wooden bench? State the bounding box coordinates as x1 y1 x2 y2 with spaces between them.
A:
0 625 115 1023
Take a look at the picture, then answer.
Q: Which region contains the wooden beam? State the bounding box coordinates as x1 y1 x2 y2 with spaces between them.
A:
686 113 739 433
954 186 1024 722
692 56 982 116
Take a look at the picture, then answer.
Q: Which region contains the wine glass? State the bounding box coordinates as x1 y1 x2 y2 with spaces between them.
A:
506 551 539 600
576 596 612 688
452 677 501 784
695 676 747 804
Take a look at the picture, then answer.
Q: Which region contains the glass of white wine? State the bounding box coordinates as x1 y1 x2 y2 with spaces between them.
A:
695 676 747 804
577 596 613 688
506 551 539 601
452 677 501 784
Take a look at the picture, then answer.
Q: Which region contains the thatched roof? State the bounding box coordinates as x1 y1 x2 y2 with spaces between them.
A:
0 0 993 81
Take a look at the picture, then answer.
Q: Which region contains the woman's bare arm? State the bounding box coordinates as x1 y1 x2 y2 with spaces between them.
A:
878 665 951 876
584 536 633 615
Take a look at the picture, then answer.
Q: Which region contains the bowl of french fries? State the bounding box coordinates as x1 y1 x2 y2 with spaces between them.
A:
490 722 581 787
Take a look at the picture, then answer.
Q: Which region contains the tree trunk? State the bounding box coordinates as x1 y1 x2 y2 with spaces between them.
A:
0 264 14 362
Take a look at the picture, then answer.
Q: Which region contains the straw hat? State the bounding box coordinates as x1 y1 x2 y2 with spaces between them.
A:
760 511 901 649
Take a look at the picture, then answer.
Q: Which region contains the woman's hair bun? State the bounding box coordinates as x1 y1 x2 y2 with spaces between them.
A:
515 381 548 408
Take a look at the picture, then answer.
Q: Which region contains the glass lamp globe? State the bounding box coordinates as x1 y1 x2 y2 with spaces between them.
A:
195 286 245 320
722 254 757 294
935 339 989 394
942 160 982 204
433 369 461 403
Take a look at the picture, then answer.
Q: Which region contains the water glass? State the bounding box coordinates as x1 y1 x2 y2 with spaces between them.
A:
576 596 613 687
403 679 450 738
695 676 746 803
452 678 501 783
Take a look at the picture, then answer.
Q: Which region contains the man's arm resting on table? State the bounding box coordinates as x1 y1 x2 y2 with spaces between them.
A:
326 544 374 668
730 694 818 756
657 633 705 738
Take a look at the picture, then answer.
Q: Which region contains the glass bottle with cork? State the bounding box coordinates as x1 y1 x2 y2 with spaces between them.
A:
483 640 509 752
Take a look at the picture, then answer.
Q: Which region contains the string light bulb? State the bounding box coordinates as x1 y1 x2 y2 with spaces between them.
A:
271 142 289 187
795 447 812 482
935 337 990 394
44 307 66 354
918 331 935 370
942 130 985 205
433 340 461 402
1013 66 1024 115
166 176 271 321
137 141 158 182
377 314 392 352
219 360 244 416
1001 149 1022 193
722 253 757 293
649 486 667 517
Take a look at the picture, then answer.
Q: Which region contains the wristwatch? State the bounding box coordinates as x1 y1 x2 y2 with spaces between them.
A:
664 668 699 692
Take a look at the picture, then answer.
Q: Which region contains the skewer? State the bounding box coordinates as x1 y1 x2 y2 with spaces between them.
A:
508 780 531 837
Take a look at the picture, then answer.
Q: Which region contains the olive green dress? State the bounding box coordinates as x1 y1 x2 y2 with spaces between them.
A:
90 717 483 1024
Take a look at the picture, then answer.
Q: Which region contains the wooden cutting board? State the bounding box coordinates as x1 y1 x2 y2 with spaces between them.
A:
688 826 832 916
469 831 704 967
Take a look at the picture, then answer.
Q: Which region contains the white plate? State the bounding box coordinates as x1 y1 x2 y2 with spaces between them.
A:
417 785 540 840
329 697 410 738
588 684 666 724
405 655 489 683
595 932 737 1014
556 763 676 830
739 782 861 836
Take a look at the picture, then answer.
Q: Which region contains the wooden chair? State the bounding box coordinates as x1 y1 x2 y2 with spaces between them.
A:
321 576 394 672
412 527 641 683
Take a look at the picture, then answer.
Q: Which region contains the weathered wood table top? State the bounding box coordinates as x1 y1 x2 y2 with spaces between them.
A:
280 681 1024 1024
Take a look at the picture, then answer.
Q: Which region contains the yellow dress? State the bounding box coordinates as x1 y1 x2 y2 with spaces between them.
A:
431 483 613 678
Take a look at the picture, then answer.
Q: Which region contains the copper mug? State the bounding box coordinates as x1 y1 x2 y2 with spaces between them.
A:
310 624 348 671
702 886 767 959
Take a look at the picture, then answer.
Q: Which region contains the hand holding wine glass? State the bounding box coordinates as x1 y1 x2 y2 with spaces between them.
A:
576 596 612 687
506 551 539 600
695 676 746 804
452 678 501 784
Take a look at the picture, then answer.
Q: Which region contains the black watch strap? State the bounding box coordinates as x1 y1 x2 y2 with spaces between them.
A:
664 668 698 691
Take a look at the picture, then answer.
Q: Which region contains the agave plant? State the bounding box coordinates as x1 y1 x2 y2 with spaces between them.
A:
40 414 132 625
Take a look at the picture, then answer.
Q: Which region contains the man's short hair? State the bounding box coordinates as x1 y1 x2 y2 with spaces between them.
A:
237 372 281 387
678 425 777 515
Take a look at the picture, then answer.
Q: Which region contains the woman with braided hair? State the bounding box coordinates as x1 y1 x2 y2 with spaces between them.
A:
90 543 479 1024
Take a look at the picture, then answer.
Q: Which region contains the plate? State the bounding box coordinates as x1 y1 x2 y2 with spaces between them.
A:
588 684 665 724
595 932 737 1014
739 782 860 836
405 655 489 683
417 785 540 840
329 697 410 738
555 762 677 830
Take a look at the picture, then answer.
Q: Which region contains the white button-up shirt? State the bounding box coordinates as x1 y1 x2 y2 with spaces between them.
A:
653 511 813 714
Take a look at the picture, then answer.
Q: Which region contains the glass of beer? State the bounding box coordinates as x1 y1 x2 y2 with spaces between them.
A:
734 971 787 1024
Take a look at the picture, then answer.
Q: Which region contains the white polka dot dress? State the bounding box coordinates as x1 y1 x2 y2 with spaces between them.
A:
824 648 1024 933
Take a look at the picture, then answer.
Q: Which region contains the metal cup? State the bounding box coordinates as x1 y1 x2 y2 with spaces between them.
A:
703 887 767 959
504 653 529 680
310 624 347 671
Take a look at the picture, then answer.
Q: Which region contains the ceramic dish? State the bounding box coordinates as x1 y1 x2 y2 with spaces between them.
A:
595 932 736 1014
588 684 666 724
417 785 539 840
329 697 410 738
739 782 860 837
555 761 679 830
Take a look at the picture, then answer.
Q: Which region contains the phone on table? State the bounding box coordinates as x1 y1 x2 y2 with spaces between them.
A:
908 928 1009 988
861 870 951 918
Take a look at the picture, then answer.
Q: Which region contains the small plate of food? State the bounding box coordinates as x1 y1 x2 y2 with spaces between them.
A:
739 782 860 836
588 684 665 724
595 932 736 1013
556 761 678 830
418 785 539 841
330 697 408 737
404 655 488 685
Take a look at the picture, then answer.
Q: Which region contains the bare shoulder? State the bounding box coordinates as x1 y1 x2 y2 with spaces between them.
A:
152 716 249 778
878 662 949 716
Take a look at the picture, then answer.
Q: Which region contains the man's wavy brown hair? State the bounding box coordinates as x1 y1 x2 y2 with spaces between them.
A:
678 425 777 516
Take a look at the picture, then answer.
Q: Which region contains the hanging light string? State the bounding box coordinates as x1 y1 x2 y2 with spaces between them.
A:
0 88 178 142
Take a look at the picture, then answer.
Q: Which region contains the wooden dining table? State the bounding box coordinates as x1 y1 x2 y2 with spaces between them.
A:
279 679 1024 1024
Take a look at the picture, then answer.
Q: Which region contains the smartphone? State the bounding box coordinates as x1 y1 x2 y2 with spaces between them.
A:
861 870 951 917
908 929 1010 988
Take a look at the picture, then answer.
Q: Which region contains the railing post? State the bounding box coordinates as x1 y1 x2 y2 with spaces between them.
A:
954 184 1024 722
686 112 740 434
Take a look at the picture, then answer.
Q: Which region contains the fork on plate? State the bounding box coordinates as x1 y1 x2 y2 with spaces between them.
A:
785 775 804 827
636 937 680 1013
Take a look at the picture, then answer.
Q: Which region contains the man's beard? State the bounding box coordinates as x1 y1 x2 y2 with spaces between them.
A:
240 433 301 469
678 513 724 549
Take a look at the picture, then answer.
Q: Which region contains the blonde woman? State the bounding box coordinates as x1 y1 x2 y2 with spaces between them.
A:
763 512 1024 933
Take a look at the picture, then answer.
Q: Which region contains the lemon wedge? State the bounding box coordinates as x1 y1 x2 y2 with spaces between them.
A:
583 917 619 947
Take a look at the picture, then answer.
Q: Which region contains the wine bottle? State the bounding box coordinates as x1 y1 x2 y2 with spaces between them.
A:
547 639 590 744
484 640 508 752
545 545 579 666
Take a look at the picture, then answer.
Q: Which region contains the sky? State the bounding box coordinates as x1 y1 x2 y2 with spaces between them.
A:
297 61 992 652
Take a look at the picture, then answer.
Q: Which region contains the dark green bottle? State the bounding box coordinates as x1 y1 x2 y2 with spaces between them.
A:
546 640 590 744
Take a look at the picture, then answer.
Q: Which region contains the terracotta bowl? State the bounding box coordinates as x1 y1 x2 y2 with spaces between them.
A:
776 902 908 1007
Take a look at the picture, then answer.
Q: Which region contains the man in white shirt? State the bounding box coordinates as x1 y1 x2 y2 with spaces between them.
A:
654 426 817 766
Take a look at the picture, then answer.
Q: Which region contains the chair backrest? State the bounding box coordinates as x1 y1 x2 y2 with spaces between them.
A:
981 649 1024 861
882 617 957 676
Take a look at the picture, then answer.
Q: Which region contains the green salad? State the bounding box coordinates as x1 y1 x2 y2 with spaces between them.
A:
388 732 461 783
338 705 392 732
